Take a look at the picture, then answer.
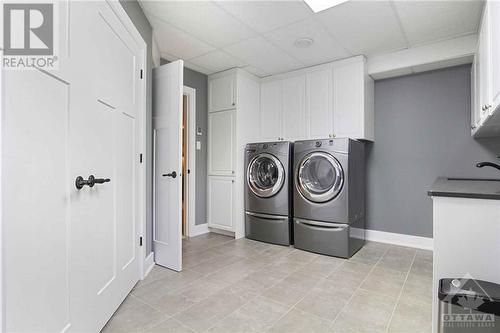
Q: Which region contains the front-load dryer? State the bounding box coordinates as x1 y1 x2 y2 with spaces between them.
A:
245 141 292 246
293 138 365 258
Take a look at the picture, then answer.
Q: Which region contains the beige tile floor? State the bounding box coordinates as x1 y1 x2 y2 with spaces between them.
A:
102 233 432 333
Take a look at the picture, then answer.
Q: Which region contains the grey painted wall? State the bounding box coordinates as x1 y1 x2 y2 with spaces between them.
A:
367 65 500 238
160 58 208 225
119 0 154 254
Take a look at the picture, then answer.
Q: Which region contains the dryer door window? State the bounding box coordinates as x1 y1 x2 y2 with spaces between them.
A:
247 153 285 198
297 152 344 203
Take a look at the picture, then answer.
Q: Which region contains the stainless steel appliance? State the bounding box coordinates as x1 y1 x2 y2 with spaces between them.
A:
245 141 292 245
293 138 365 258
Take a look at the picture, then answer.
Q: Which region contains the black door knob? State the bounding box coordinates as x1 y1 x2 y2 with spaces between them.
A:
75 175 111 190
162 171 177 178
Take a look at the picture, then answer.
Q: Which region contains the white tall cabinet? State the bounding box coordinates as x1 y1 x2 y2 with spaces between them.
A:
259 55 374 142
207 69 260 237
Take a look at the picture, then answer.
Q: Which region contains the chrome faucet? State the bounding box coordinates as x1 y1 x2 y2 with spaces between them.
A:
476 161 500 172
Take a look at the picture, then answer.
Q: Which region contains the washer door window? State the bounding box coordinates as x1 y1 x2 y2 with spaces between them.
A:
247 153 285 198
297 152 344 203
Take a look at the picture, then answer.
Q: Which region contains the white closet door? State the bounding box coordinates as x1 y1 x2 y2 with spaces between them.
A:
282 75 306 141
5 2 143 332
69 2 142 331
306 69 333 139
260 80 282 141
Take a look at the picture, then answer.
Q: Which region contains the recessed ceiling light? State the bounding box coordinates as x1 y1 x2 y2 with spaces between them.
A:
303 0 350 13
294 37 314 48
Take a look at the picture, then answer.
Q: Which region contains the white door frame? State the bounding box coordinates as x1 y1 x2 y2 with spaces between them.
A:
100 1 148 279
183 86 197 237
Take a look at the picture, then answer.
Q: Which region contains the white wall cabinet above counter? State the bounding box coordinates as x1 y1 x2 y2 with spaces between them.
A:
259 56 374 142
472 1 500 137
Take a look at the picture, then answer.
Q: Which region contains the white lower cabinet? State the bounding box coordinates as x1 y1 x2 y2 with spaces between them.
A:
207 176 234 231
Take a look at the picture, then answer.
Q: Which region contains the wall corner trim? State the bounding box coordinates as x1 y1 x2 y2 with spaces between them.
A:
352 228 434 250
143 252 155 279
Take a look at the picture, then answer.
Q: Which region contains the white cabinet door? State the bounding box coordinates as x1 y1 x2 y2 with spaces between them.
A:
490 1 500 111
282 75 306 141
208 110 235 176
260 80 282 141
333 59 364 139
207 176 234 230
306 69 333 139
209 75 235 112
471 56 481 131
479 5 491 120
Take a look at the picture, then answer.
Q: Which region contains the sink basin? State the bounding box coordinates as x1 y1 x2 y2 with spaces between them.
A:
446 177 500 182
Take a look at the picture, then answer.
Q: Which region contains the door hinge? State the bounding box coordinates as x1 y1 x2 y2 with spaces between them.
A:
140 69 143 79
139 153 143 163
139 236 143 246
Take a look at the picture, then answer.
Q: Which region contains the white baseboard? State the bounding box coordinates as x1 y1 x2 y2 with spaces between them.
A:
208 227 235 237
143 252 155 278
352 228 433 250
189 223 209 237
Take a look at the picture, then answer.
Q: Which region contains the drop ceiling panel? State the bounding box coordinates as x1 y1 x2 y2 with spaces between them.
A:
189 50 246 73
150 17 215 60
215 0 312 33
141 1 257 48
265 18 351 66
393 0 483 46
224 36 303 75
183 61 212 75
316 0 407 55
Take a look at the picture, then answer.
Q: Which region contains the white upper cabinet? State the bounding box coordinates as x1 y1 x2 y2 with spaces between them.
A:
282 75 306 141
473 1 500 137
209 75 236 112
259 56 373 142
306 69 333 139
208 109 235 176
333 56 374 141
490 1 500 110
260 80 282 141
479 4 491 119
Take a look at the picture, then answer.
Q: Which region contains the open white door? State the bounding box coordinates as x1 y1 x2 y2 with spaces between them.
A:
153 60 184 271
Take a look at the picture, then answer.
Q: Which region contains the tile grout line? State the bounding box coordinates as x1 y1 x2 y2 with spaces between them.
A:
383 250 418 333
328 245 392 330
200 251 315 333
262 255 351 332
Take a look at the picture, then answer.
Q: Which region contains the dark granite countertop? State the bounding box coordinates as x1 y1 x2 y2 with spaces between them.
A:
428 177 500 200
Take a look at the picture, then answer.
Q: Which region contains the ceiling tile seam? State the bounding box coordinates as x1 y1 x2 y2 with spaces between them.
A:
309 16 353 57
210 1 307 67
388 0 411 48
406 31 479 50
145 11 221 53
147 10 255 74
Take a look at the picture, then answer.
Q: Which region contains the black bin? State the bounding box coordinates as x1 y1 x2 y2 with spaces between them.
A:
438 278 500 333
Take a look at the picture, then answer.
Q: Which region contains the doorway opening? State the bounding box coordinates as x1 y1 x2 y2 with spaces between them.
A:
182 86 196 239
